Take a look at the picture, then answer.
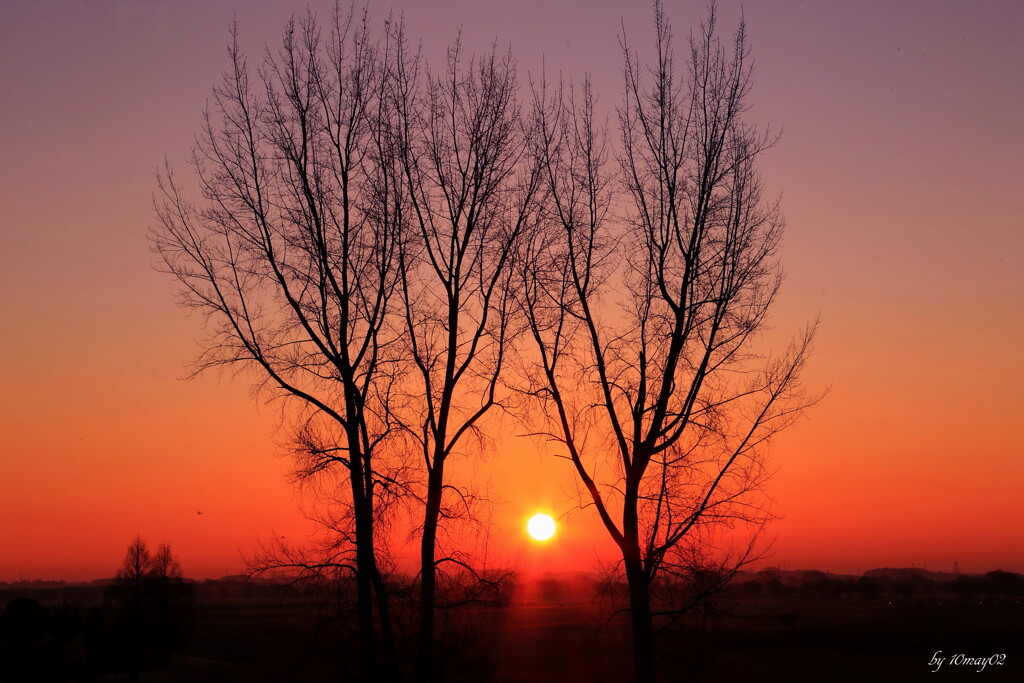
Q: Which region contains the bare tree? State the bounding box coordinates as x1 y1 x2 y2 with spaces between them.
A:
118 537 152 587
113 537 151 683
520 3 815 681
151 6 406 680
149 544 181 581
388 27 540 682
108 538 194 681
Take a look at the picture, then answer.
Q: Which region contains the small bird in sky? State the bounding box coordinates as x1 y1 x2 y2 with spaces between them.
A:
196 509 203 515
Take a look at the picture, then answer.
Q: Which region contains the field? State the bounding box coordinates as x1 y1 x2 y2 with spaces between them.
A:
3 575 1022 681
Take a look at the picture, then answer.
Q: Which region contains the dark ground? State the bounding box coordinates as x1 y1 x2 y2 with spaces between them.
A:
3 575 1022 682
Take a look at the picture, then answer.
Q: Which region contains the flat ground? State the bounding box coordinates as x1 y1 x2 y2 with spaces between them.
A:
7 578 1022 681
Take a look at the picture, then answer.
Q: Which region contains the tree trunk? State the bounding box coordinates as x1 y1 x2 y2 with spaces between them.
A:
372 567 400 683
414 462 444 682
350 454 379 683
354 523 378 682
623 471 656 683
625 556 656 683
130 573 141 683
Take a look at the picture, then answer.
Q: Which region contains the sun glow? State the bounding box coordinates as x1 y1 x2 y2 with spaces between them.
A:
526 513 557 541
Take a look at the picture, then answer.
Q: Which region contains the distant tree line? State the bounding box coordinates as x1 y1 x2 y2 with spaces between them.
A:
733 568 1024 601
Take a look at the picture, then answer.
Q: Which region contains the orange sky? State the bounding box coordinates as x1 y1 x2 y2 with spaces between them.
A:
1 0 1022 582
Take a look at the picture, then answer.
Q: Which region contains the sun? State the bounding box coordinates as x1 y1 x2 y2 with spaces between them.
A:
526 513 557 541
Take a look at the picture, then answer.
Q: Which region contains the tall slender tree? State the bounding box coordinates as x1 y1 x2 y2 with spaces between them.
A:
152 6 405 679
520 4 815 681
388 27 540 681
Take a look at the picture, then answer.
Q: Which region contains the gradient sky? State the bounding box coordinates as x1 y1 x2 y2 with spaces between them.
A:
1 0 1022 582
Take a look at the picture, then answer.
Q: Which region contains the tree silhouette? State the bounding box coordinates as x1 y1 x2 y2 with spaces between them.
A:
153 3 812 681
520 3 815 681
152 6 407 679
152 7 526 681
105 537 194 682
388 23 539 681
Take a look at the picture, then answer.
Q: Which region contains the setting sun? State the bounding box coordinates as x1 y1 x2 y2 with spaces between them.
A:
526 513 557 541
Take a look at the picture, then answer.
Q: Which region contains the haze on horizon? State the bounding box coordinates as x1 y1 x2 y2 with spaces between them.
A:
1 0 1022 583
